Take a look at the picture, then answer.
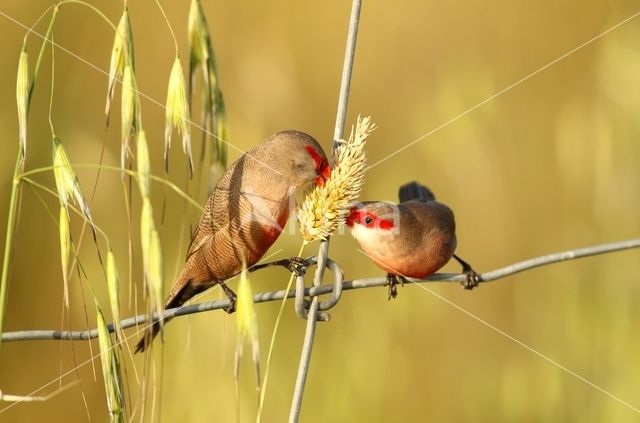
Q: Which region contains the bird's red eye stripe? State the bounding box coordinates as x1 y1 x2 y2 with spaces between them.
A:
305 146 325 170
346 209 394 230
306 146 331 186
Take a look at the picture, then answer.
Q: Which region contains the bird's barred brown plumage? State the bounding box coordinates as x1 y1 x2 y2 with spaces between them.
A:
135 130 329 352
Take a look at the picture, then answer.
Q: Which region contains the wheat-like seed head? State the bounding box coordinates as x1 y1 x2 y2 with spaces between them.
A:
298 115 375 242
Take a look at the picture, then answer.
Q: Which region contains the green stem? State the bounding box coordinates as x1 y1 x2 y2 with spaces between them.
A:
28 5 59 105
154 0 179 53
256 243 306 422
0 155 25 351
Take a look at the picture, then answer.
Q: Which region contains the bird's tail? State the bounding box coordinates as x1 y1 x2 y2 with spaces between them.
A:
134 270 192 353
398 181 436 203
134 320 163 353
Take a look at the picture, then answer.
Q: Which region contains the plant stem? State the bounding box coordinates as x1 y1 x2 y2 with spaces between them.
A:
256 244 305 422
0 156 24 351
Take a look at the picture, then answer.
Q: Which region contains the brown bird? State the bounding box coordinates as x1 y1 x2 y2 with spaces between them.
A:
345 181 478 298
135 130 330 352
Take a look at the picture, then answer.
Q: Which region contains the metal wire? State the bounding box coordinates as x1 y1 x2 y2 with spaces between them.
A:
289 0 363 421
2 238 638 343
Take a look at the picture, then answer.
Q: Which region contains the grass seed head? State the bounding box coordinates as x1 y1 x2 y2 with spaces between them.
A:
136 129 151 198
121 65 140 168
165 56 193 177
106 9 134 122
235 264 261 395
106 249 122 341
140 197 154 273
188 0 209 70
298 115 375 242
16 48 29 159
213 95 228 167
148 229 164 315
95 303 125 422
140 199 163 315
58 206 71 308
52 136 95 234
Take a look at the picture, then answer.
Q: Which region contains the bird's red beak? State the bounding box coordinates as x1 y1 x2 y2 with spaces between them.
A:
315 162 331 187
345 206 359 227
306 146 331 187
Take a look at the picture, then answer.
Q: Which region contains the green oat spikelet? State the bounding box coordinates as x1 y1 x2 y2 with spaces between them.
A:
140 199 163 318
106 249 123 342
95 303 125 423
16 48 29 159
136 129 151 198
52 136 96 236
213 95 228 165
106 8 135 123
140 197 154 276
298 116 374 242
165 56 193 177
120 64 140 169
58 206 71 308
188 0 228 181
188 0 211 77
147 229 164 318
234 263 261 400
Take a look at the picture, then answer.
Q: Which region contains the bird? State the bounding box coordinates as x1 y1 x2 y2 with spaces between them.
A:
135 130 330 352
345 181 478 298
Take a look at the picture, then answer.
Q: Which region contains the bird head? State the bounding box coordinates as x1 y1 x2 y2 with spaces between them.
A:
346 202 398 242
271 131 329 189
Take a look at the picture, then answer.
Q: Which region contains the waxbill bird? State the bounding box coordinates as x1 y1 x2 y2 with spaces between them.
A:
135 130 330 352
346 181 478 299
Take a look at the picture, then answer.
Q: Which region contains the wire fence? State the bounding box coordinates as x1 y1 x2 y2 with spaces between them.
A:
3 238 638 345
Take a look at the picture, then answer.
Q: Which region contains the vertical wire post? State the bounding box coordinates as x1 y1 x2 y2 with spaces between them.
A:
288 0 363 421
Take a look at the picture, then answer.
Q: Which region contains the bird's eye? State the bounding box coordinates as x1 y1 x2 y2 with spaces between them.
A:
364 216 373 224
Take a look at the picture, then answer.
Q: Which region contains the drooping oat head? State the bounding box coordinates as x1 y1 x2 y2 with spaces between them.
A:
16 47 28 159
105 8 135 122
165 56 193 177
298 115 375 242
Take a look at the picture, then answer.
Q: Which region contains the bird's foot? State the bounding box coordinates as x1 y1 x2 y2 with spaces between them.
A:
250 257 310 277
385 273 406 300
283 256 311 277
453 254 481 290
220 282 237 313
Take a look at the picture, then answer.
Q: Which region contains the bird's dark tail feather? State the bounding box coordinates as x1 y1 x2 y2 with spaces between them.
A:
134 320 163 353
398 181 435 203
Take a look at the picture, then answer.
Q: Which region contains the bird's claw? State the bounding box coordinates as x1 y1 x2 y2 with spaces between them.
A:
385 274 406 300
249 257 310 277
220 282 237 313
461 269 480 290
453 254 481 290
285 256 311 277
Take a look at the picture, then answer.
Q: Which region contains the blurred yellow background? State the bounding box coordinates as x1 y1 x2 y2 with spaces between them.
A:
1 1 639 422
